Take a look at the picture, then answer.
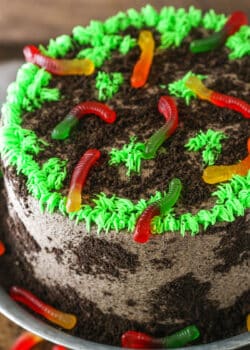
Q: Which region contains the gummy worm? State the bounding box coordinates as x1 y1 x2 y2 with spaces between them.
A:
144 96 178 159
52 346 68 350
0 240 5 256
10 332 44 350
203 138 250 184
247 314 250 332
160 178 182 215
121 325 200 348
66 149 101 213
190 11 248 53
133 178 182 243
131 30 155 88
162 325 200 348
133 203 160 244
23 45 94 76
185 76 250 119
10 286 77 330
52 101 116 140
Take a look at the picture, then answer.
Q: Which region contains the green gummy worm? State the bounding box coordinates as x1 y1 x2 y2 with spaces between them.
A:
163 325 200 348
160 178 182 215
144 123 172 159
51 114 78 140
190 30 226 53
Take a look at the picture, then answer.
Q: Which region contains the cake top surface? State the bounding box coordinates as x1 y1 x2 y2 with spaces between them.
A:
0 5 249 239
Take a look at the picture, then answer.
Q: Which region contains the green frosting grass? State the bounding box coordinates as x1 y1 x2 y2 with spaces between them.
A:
39 35 73 58
226 25 250 59
0 63 66 215
0 6 249 237
31 5 243 74
2 63 60 125
152 173 250 235
185 129 227 166
95 71 124 101
202 9 227 32
109 136 146 176
168 71 207 105
157 6 202 48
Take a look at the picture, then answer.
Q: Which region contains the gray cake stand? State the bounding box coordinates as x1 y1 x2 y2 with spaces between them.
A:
0 63 249 350
0 287 249 350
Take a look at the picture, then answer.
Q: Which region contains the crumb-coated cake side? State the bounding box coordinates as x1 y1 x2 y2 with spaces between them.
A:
0 5 249 347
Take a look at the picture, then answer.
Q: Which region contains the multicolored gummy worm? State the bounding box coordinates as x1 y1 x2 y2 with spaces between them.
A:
52 101 116 140
10 286 77 330
10 331 68 350
144 96 179 159
133 178 182 243
185 76 250 119
190 11 248 53
66 149 101 213
121 325 200 348
10 332 44 350
202 138 250 184
23 45 94 76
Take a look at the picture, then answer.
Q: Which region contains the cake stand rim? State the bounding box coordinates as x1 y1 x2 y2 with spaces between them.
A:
0 287 249 350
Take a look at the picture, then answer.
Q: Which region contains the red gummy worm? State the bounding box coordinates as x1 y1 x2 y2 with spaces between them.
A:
10 332 43 350
224 11 248 36
158 96 179 134
66 149 101 212
0 240 5 256
23 45 94 76
10 286 77 329
210 92 250 119
133 204 160 244
121 330 161 348
52 346 68 350
71 101 117 123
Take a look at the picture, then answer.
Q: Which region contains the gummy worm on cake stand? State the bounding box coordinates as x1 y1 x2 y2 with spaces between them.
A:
203 138 250 184
133 178 182 244
10 286 77 330
10 331 68 350
185 76 250 119
131 30 155 88
23 45 95 76
121 325 200 348
10 332 44 350
190 11 248 53
52 101 117 140
0 240 5 256
144 96 179 159
247 314 250 331
66 149 101 213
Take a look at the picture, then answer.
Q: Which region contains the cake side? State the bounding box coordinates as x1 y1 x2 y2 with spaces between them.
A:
1 174 249 345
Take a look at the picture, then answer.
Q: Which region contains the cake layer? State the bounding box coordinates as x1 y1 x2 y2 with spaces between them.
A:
1 172 249 345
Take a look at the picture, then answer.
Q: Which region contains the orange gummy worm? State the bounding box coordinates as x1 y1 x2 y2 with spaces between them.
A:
131 30 155 88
